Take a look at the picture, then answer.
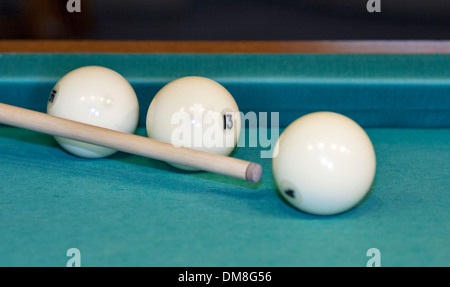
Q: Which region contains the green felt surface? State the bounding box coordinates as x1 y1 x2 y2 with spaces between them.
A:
0 127 449 267
0 53 449 266
1 53 450 128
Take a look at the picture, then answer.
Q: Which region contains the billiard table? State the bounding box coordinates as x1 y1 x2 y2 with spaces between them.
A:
0 41 449 267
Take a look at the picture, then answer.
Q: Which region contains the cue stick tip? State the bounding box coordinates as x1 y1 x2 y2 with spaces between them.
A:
245 162 262 183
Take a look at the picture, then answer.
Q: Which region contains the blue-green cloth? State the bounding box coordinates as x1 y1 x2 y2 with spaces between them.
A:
0 127 449 267
1 53 449 128
0 53 449 266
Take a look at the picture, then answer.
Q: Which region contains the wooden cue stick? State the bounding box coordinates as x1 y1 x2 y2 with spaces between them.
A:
0 103 262 182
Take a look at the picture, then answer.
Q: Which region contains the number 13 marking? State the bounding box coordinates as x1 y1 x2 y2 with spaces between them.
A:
224 114 233 130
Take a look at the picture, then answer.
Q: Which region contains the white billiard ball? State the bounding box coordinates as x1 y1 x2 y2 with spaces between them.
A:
272 112 376 215
47 66 139 158
146 76 241 170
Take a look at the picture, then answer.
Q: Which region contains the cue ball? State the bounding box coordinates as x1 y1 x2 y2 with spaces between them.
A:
47 66 139 158
146 76 241 170
272 112 376 215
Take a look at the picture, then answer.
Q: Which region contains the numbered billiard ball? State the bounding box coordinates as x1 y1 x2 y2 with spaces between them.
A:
272 112 376 215
146 76 241 170
47 66 139 158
